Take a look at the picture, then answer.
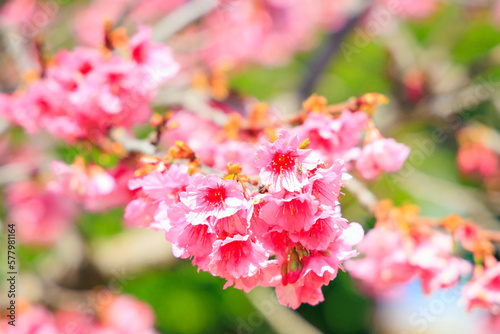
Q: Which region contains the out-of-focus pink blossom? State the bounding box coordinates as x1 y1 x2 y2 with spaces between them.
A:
99 295 157 334
457 144 499 179
12 304 58 334
0 27 178 144
355 137 410 180
0 0 56 29
462 259 500 312
413 232 473 294
347 226 418 294
213 141 260 176
482 312 500 334
6 180 78 246
50 160 134 212
1 295 158 333
202 0 321 68
74 0 187 46
161 110 220 167
348 211 472 296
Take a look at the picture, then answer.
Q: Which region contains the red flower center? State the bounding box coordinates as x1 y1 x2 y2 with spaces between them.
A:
271 152 295 174
204 185 227 207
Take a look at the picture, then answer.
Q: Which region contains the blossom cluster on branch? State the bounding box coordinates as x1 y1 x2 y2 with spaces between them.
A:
0 27 178 143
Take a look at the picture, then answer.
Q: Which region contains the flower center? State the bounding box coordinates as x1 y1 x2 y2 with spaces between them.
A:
205 185 227 207
271 152 295 174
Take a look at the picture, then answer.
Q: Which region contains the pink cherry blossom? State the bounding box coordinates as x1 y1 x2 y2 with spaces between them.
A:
457 144 499 179
255 130 311 192
180 174 248 224
349 224 472 296
201 0 320 68
347 227 418 294
355 137 410 180
306 159 345 207
142 129 364 308
213 209 250 237
100 295 157 334
155 201 216 270
289 208 347 251
12 305 57 334
0 27 178 144
0 0 56 29
295 111 368 164
209 234 269 279
259 191 319 232
462 259 500 312
275 222 364 309
413 232 473 294
161 110 220 167
1 294 158 334
482 312 500 334
213 140 260 176
129 26 180 84
74 0 187 47
6 180 78 246
124 164 191 227
50 160 134 212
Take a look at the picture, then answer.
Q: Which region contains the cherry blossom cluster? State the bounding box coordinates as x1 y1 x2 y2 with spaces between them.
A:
123 130 364 309
347 201 500 332
50 158 134 213
4 156 135 245
0 294 158 334
0 26 178 144
6 178 78 246
348 201 473 296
